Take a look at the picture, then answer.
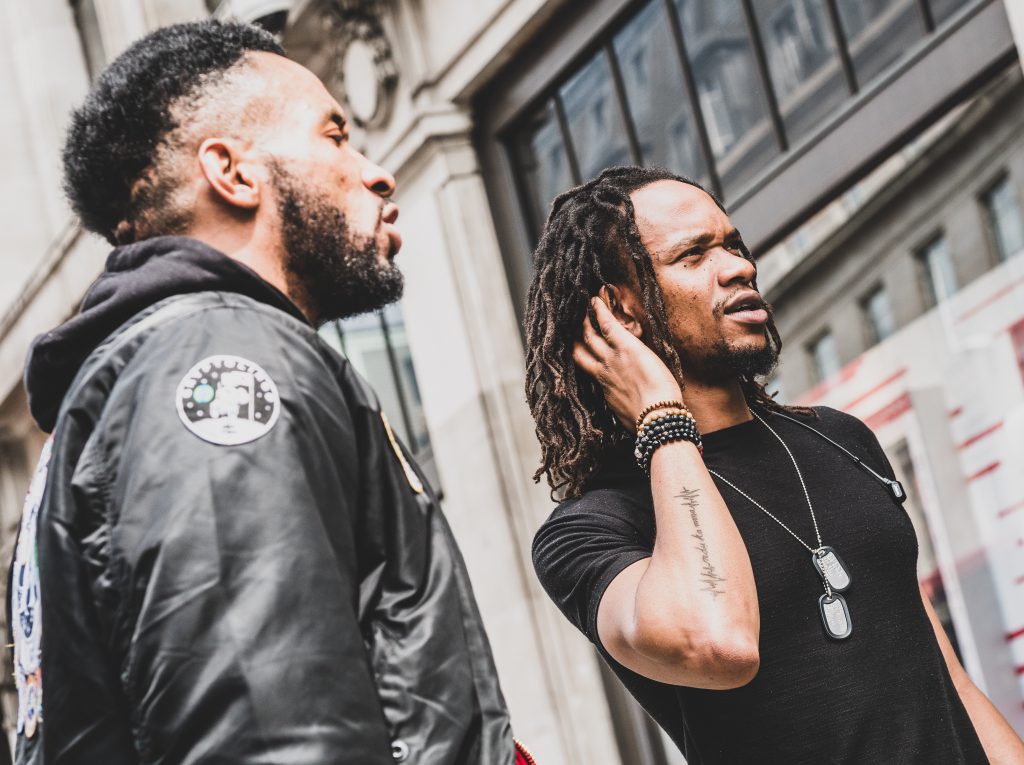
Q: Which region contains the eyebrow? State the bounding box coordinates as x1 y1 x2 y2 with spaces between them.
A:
654 228 743 257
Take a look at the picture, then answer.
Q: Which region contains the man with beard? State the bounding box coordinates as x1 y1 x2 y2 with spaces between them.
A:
10 20 526 765
527 166 1024 763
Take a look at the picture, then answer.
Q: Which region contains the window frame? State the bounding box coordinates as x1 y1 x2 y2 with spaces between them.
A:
807 328 841 385
978 170 1024 265
860 282 897 346
913 230 956 308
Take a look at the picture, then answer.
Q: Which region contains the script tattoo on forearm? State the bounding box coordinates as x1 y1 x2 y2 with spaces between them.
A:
676 487 727 598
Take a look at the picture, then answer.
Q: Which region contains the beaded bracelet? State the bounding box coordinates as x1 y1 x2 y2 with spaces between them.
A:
634 412 702 475
635 400 687 432
638 407 692 434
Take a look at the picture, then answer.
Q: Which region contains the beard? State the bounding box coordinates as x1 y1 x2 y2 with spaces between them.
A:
674 300 780 383
270 160 403 325
677 335 778 383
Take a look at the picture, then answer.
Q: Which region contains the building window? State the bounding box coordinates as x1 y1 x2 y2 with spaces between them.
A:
494 0 976 262
753 0 849 141
808 331 841 383
982 175 1024 263
862 284 897 345
319 303 437 487
835 0 926 85
916 234 958 307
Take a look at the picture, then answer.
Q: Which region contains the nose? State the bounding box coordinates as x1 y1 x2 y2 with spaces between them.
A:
361 156 396 198
717 248 757 286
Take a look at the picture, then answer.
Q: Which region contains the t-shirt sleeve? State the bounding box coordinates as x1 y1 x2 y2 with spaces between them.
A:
532 490 654 647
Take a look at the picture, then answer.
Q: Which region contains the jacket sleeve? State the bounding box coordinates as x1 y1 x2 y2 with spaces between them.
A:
93 303 394 764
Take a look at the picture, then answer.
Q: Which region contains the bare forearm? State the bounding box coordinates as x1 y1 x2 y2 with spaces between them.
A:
958 682 1024 763
632 440 759 658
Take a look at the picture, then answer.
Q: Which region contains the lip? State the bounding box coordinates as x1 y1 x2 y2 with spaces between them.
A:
722 289 768 325
382 221 402 257
726 307 769 325
380 203 401 257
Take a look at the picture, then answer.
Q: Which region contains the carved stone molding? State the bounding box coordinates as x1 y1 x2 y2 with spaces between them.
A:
320 0 398 129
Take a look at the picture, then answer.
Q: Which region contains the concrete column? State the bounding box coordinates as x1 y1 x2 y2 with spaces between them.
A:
389 126 623 765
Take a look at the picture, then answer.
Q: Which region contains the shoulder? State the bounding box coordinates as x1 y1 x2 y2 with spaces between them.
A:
810 406 878 446
532 484 652 569
537 484 651 535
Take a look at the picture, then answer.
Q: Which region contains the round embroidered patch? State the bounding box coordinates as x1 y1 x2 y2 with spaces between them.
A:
175 355 280 445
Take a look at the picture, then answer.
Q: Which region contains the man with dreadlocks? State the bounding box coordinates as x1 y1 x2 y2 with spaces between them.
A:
528 166 1022 763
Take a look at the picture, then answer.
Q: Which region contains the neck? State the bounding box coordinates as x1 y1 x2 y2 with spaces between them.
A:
185 223 313 323
680 376 752 435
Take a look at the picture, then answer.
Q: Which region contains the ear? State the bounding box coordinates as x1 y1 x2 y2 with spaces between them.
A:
598 284 644 338
197 138 261 211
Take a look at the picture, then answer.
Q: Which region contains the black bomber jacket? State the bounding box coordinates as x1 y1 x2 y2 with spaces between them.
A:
10 237 513 764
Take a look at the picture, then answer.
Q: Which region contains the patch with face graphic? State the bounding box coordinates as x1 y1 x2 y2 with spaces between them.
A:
176 355 280 445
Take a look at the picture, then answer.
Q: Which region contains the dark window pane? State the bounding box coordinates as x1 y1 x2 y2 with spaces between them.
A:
809 331 841 382
674 0 780 196
862 284 897 343
836 0 926 85
983 175 1024 262
507 99 574 235
916 234 957 306
559 52 632 181
380 302 432 452
929 0 974 26
613 0 706 181
753 0 851 141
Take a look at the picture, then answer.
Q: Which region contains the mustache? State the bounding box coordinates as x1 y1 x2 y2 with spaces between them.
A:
712 292 775 320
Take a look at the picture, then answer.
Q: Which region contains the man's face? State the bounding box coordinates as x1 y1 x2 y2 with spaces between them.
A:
244 53 403 322
628 180 777 382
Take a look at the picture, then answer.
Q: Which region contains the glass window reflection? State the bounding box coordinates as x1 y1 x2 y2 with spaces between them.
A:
753 0 850 141
862 285 897 344
809 330 841 383
559 52 632 181
613 0 706 182
506 99 575 236
916 234 958 306
836 0 926 85
983 175 1024 263
674 0 779 195
319 304 433 459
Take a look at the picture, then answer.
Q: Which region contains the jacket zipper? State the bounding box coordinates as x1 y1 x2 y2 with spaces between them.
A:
514 738 538 765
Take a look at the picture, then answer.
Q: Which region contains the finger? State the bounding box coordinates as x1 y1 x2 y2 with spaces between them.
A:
572 341 602 378
591 296 629 347
581 307 611 354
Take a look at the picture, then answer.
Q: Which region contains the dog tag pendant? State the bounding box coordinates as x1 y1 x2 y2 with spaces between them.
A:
812 546 851 592
819 592 852 639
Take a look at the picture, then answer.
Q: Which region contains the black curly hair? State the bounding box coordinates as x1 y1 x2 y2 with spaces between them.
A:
62 19 284 245
524 166 814 499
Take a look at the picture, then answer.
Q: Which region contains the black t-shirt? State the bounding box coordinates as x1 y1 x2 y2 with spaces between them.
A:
532 407 987 764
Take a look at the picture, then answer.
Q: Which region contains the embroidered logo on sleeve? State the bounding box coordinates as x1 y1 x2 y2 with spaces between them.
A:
381 411 424 494
14 436 53 739
176 355 280 445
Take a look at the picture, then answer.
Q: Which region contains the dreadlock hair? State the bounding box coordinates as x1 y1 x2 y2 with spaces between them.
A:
524 165 815 500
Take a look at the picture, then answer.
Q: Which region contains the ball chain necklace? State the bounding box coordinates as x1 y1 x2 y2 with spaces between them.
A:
706 411 854 640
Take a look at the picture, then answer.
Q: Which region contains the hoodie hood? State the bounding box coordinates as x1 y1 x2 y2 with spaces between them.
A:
25 235 307 433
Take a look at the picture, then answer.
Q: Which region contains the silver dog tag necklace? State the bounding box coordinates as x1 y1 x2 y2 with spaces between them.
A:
706 411 853 640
